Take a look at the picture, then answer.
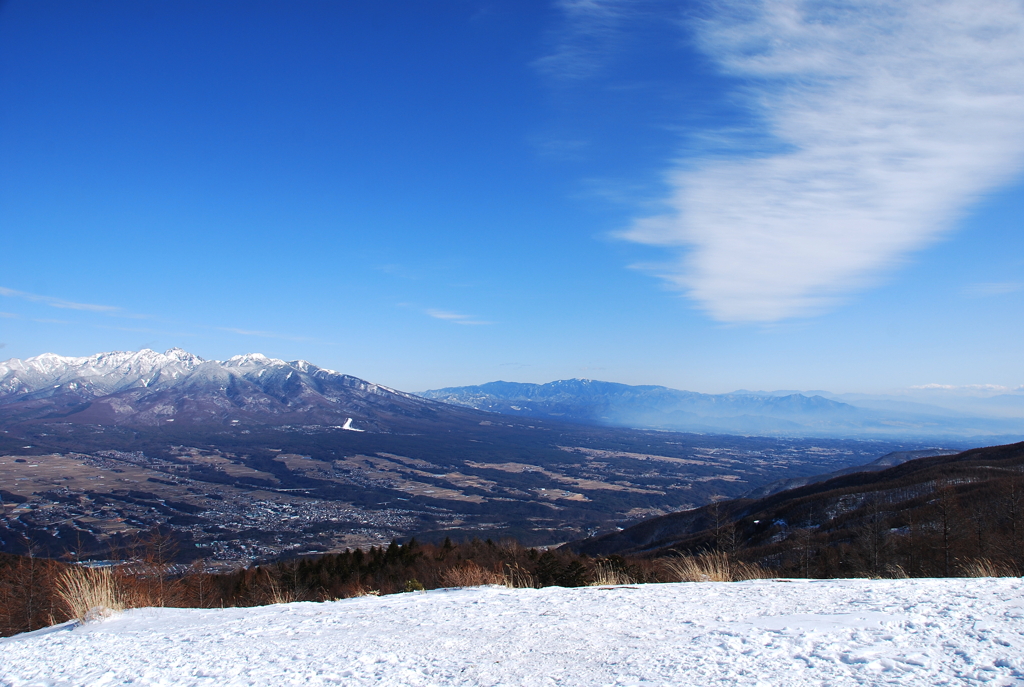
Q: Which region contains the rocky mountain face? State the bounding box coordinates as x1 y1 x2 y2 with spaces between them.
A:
0 349 469 431
420 379 1024 439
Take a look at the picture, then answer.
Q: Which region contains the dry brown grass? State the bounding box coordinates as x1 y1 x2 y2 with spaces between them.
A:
661 551 768 583
589 563 635 586
55 566 124 622
501 562 536 589
439 561 504 588
958 558 1020 578
883 564 909 579
345 585 380 597
264 581 298 605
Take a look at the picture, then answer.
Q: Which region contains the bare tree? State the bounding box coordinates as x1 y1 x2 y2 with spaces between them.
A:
933 483 960 577
1004 476 1024 564
859 497 890 577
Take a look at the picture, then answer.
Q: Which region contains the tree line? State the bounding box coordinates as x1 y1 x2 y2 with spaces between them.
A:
5 442 1023 638
0 536 661 637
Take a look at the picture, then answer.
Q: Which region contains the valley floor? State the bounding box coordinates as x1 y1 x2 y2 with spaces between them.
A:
2 577 1023 686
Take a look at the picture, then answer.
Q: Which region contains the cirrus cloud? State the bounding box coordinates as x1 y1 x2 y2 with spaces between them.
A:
425 309 493 326
911 383 1018 391
617 0 1024 321
0 285 122 313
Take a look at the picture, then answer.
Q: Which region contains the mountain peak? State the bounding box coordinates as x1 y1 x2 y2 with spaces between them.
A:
163 347 204 363
226 352 282 366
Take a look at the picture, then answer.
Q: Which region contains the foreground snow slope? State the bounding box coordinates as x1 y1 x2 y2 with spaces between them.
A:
3 578 1024 686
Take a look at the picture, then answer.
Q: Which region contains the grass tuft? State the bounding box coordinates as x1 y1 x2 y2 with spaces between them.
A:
661 551 768 583
502 562 536 589
958 557 1019 578
55 566 124 622
589 563 635 586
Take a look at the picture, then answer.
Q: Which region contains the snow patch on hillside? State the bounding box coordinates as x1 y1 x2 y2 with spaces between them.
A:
3 578 1023 686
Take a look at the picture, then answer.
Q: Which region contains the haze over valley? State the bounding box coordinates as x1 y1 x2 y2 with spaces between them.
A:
421 379 1024 440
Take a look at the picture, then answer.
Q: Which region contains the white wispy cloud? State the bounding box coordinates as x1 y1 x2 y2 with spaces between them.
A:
426 309 467 321
217 327 315 343
531 137 592 161
0 286 123 313
425 309 493 326
911 383 1017 391
96 325 196 337
963 282 1024 297
535 0 632 79
0 285 331 344
611 0 1024 321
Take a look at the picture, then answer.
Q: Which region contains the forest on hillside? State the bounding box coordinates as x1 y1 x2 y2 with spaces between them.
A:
575 442 1024 577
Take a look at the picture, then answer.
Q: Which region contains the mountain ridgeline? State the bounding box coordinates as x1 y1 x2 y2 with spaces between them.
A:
3 350 1020 440
421 379 1024 439
0 349 482 432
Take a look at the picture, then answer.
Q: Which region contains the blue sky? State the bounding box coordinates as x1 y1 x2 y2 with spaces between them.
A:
1 0 1022 395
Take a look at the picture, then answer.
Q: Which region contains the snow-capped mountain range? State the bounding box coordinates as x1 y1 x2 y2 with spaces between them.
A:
0 348 453 430
0 348 205 397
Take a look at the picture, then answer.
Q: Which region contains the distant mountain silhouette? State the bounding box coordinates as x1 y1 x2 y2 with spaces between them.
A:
421 379 1024 439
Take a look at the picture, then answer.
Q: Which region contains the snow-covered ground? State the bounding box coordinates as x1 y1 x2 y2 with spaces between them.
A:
3 578 1024 686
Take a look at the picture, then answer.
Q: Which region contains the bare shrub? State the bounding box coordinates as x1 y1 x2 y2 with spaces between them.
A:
339 583 380 598
661 551 768 583
181 559 214 608
589 563 635 586
439 561 503 587
959 557 1020 578
0 549 63 636
115 574 156 610
355 588 381 597
498 539 525 558
240 568 301 605
56 566 124 622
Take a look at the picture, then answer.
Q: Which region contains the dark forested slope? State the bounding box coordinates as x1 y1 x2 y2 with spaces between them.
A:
569 442 1024 577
